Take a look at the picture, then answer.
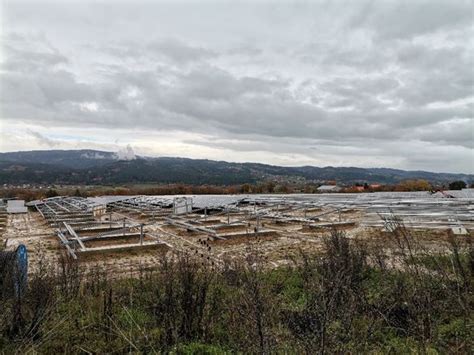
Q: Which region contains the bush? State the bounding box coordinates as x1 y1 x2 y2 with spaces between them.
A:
449 181 467 190
0 228 472 353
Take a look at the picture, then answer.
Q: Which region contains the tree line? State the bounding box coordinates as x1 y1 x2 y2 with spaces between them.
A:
0 179 470 202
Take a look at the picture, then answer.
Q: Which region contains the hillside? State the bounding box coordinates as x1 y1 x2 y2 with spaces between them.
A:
0 150 471 185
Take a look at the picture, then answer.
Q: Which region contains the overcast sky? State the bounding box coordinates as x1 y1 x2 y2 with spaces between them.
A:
0 0 473 173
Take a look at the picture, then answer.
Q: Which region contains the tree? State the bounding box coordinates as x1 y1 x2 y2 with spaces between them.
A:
240 184 252 193
449 180 466 190
274 184 291 193
264 181 276 193
396 179 432 192
45 189 58 198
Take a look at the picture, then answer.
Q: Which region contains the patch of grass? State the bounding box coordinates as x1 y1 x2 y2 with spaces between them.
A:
410 252 470 271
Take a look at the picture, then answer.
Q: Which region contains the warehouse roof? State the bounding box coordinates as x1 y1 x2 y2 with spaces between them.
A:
317 185 341 192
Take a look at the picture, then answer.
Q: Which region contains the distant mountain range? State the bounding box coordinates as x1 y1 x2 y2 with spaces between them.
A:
0 150 471 186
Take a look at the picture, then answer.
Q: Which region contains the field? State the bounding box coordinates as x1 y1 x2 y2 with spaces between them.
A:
0 191 472 353
1 191 472 273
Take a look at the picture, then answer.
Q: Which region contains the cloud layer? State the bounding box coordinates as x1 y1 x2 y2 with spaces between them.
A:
1 1 473 173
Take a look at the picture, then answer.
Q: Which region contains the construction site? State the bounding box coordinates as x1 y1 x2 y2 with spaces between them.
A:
0 190 472 274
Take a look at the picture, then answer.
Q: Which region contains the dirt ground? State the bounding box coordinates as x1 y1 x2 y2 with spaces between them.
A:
0 207 470 275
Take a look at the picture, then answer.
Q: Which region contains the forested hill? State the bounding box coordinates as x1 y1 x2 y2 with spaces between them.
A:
0 150 471 185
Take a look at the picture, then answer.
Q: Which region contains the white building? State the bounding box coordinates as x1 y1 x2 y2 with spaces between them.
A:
317 185 342 192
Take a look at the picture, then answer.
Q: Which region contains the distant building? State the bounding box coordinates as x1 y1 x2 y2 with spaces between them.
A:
317 185 342 192
7 200 28 214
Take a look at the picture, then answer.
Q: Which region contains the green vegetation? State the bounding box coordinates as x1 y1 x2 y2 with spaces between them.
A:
45 189 59 198
1 229 472 353
0 178 462 203
0 150 472 186
449 180 467 190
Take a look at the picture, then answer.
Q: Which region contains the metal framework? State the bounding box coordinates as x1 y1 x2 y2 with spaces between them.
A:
27 190 473 262
32 196 167 259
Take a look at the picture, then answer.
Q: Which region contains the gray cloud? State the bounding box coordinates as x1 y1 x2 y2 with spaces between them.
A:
0 1 473 173
148 38 217 64
27 130 60 147
347 0 473 40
